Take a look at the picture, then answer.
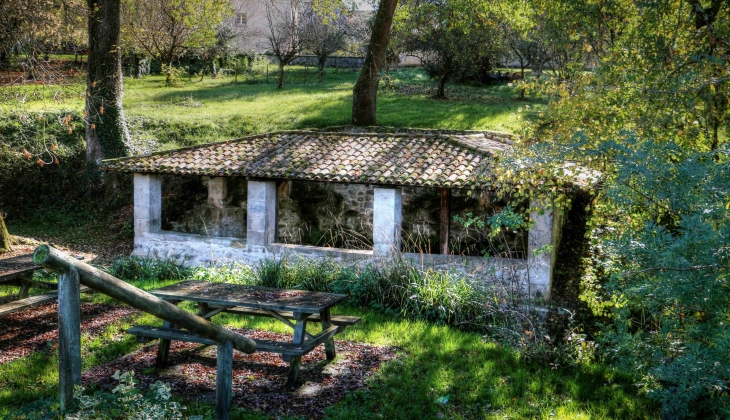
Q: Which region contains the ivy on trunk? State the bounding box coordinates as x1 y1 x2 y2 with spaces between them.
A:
86 0 132 165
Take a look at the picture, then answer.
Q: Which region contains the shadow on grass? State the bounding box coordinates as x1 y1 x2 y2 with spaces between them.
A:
216 306 657 419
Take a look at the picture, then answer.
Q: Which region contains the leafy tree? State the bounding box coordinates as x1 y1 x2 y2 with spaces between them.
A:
351 0 398 126
197 25 238 80
393 0 503 99
122 0 232 85
262 0 308 89
498 0 551 81
0 0 85 76
509 0 730 416
301 9 349 81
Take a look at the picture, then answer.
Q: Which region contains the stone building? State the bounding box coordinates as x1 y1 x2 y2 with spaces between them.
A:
102 129 595 301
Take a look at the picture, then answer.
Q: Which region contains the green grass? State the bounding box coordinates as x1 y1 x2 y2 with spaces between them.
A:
0 276 656 420
1 66 544 152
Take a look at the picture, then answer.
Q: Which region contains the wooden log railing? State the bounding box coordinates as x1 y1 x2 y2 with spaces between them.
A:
32 244 257 412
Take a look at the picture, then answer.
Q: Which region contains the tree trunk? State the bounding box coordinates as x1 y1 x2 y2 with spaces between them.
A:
277 61 285 89
132 53 140 78
436 75 448 99
351 0 399 126
85 0 132 166
0 214 11 253
318 56 326 81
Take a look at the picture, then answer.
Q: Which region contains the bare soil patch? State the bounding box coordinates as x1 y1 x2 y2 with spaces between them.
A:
83 328 398 419
0 302 138 365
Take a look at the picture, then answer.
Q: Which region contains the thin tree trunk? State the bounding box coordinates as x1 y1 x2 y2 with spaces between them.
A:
351 0 399 126
85 0 131 165
436 75 447 99
132 53 140 78
318 56 325 81
519 57 525 99
277 61 285 88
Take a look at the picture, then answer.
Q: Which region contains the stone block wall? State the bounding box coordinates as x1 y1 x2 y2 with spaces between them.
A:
278 181 375 248
160 176 527 257
162 176 248 238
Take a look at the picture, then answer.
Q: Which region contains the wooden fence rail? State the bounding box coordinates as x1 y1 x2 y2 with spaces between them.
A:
32 244 257 413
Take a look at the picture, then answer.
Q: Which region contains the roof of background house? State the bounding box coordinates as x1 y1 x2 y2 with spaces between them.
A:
101 130 514 189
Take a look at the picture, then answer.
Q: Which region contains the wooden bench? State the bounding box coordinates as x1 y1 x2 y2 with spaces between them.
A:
126 322 343 414
0 285 90 317
0 254 43 299
216 306 362 326
126 324 341 358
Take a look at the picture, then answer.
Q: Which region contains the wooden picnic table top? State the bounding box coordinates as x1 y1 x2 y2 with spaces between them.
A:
149 281 348 314
0 254 39 280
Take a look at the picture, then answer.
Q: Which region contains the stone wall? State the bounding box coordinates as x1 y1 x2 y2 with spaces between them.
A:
277 181 374 248
162 176 248 238
288 55 366 69
161 176 527 257
133 234 529 290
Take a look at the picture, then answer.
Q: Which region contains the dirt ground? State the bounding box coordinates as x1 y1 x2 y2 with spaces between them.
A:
84 329 397 419
1 300 397 419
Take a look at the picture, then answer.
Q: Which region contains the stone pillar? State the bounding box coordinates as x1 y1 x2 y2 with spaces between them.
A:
527 199 564 302
373 187 402 255
134 173 162 236
247 180 277 247
208 177 228 209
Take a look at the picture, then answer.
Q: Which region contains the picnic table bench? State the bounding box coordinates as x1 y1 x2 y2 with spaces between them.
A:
0 254 47 299
0 253 92 317
125 280 360 395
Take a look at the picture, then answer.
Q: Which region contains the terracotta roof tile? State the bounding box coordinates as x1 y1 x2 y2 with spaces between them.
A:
101 130 513 189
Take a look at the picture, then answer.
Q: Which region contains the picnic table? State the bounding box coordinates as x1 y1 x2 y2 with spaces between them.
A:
0 254 46 298
127 280 361 390
0 254 76 317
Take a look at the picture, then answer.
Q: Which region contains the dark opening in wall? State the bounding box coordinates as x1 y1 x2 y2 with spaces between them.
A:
278 181 374 249
161 175 248 237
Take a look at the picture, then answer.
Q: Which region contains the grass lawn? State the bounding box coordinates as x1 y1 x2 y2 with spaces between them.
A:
1 66 544 152
0 276 656 420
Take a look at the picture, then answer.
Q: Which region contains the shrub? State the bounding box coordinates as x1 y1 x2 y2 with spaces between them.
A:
68 370 198 420
190 262 256 285
2 371 199 420
249 255 550 349
108 253 192 282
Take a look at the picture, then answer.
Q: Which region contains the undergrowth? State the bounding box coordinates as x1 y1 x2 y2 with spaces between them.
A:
111 254 587 366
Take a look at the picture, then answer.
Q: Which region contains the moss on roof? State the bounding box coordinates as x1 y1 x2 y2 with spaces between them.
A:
101 130 513 189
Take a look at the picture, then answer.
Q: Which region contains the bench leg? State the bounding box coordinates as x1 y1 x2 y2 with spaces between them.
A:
156 320 174 368
286 356 302 389
216 341 233 420
285 315 308 388
17 276 32 299
320 309 336 360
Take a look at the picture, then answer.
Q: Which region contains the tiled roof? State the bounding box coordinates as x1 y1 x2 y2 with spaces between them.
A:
101 130 513 188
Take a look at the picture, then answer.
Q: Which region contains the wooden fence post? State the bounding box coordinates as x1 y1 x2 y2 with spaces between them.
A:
58 267 82 412
216 341 233 420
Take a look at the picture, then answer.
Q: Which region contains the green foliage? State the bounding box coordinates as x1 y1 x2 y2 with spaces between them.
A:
0 111 108 222
502 0 730 416
190 262 257 284
592 140 730 418
392 0 504 97
108 254 193 282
